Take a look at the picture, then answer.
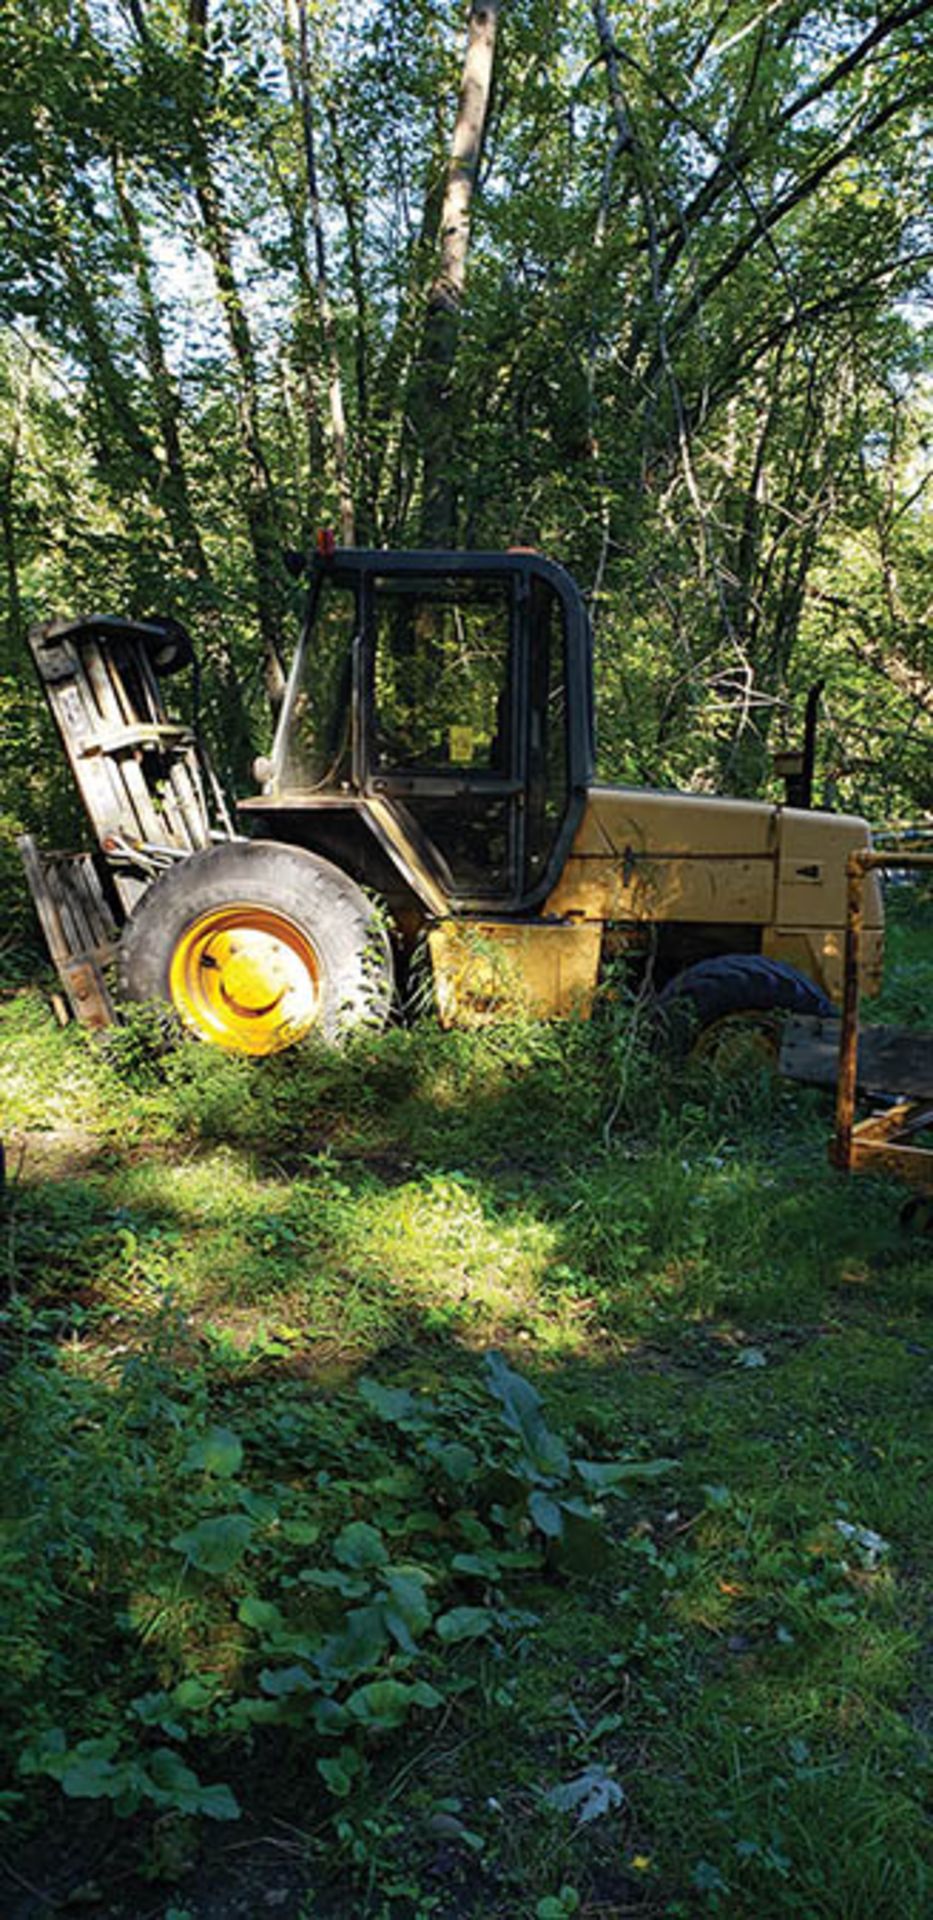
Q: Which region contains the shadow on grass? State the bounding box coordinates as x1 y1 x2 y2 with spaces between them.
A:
4 1013 933 1918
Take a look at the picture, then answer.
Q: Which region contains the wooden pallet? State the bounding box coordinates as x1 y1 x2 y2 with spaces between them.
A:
28 614 233 917
18 835 119 1029
22 614 235 1026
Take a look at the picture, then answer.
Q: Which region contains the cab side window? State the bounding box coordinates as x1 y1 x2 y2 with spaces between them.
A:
372 576 512 773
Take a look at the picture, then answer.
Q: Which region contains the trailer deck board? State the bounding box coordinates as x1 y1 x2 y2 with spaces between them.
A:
781 1013 933 1101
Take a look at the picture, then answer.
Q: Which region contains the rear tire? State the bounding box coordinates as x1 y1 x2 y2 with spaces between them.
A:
655 955 833 1065
118 840 394 1055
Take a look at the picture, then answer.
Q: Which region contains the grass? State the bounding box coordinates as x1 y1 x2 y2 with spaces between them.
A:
1 910 932 1918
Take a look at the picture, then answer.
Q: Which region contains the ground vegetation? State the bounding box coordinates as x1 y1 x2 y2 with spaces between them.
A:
1 902 932 1914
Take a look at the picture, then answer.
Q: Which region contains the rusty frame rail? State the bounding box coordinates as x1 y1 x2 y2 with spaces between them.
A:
833 849 933 1184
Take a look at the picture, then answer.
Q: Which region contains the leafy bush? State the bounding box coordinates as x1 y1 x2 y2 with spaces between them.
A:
1 1316 672 1835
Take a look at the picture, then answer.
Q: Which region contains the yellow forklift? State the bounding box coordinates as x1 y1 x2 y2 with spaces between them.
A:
23 545 883 1055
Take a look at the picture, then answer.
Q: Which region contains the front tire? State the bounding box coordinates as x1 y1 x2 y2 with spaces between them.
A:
118 841 394 1055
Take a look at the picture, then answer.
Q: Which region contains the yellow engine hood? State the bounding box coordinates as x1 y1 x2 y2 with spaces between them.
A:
545 785 878 931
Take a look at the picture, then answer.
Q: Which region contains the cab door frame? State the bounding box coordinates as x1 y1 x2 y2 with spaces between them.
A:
349 548 593 915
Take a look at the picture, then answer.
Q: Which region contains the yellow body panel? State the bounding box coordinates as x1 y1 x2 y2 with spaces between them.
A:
775 809 882 929
545 787 778 923
429 920 602 1026
763 925 884 1004
541 786 880 1001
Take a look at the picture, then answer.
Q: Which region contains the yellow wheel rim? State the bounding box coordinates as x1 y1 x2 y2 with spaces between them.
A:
169 903 322 1055
691 1012 781 1073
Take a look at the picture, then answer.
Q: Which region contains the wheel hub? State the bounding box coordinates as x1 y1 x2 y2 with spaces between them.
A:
691 1011 781 1071
169 904 322 1054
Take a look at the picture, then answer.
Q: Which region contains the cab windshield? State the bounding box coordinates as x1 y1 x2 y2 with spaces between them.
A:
275 579 356 792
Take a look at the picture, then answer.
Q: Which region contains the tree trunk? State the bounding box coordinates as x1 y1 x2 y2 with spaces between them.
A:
409 0 500 548
110 151 254 781
187 0 287 711
0 351 31 657
283 0 355 545
327 102 376 542
34 130 165 492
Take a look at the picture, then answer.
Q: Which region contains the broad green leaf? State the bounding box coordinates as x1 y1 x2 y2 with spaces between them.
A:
452 1551 502 1578
410 1680 443 1709
381 1567 433 1651
237 1489 278 1523
317 1758 349 1796
281 1518 321 1546
333 1521 388 1570
529 1489 564 1538
259 1665 317 1698
146 1748 203 1796
182 1426 243 1478
225 1698 287 1730
346 1679 442 1729
312 1697 350 1737
57 1747 129 1801
315 1604 389 1679
238 1596 285 1635
131 1691 184 1738
455 1514 493 1548
484 1352 569 1479
574 1458 678 1491
359 1378 431 1426
20 1727 67 1773
300 1567 369 1598
196 1782 241 1822
436 1606 497 1643
427 1439 478 1482
171 1514 254 1575
346 1679 414 1728
147 1748 240 1821
173 1678 214 1711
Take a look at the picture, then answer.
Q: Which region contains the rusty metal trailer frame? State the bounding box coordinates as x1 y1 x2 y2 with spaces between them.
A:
833 849 933 1188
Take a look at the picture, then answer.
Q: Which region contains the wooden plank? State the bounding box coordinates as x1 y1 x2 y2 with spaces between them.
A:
57 853 99 954
781 1014 933 1101
74 854 119 943
167 753 211 849
850 1101 920 1144
58 954 116 1029
30 631 142 843
18 833 69 965
29 617 233 901
59 854 118 951
850 1136 933 1190
42 850 85 958
83 639 164 844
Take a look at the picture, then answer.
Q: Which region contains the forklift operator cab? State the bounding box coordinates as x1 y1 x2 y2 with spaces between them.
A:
268 550 595 913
